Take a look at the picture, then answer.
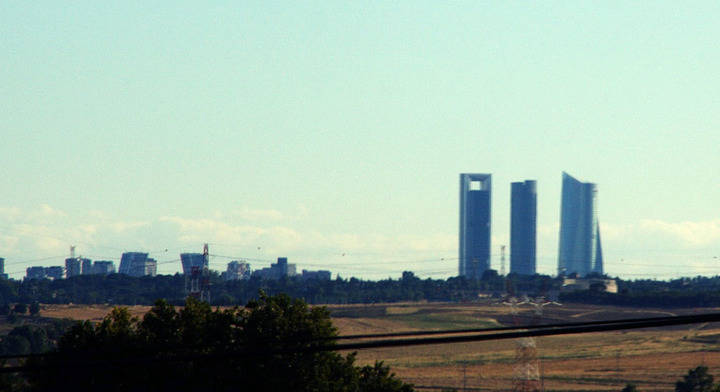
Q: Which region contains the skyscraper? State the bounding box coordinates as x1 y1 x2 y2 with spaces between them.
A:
558 172 603 276
81 258 93 275
119 252 155 277
459 173 492 279
180 253 208 275
65 258 81 277
92 261 116 275
511 180 537 275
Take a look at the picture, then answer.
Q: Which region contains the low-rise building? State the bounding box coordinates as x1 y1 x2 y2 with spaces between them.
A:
45 266 64 280
561 277 618 293
301 270 331 280
92 261 116 275
26 266 47 280
253 257 297 279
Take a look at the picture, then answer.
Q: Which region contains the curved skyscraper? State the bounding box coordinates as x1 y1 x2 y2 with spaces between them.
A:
180 253 208 275
459 173 491 279
558 172 603 276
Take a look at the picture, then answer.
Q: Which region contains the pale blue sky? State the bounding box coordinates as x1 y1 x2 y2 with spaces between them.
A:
2 2 719 279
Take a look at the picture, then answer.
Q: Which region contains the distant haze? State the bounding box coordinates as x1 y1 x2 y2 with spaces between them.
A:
1 2 719 279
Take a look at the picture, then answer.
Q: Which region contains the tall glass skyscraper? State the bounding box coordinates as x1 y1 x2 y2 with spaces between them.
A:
558 172 603 276
180 253 208 275
118 252 155 277
511 180 537 275
459 173 491 279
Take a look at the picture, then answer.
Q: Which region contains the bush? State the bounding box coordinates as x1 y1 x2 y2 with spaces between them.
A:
13 303 27 314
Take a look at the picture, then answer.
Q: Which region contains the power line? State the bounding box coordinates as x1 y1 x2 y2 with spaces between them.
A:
0 312 718 373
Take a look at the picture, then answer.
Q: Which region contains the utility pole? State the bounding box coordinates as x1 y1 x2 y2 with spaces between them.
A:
506 296 561 392
201 243 211 303
187 244 211 303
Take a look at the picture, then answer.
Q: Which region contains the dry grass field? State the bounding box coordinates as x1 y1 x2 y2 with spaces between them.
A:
35 301 720 391
329 302 720 391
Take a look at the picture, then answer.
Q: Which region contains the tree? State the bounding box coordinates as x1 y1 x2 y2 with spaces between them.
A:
621 384 638 392
13 303 27 314
29 301 40 316
676 366 717 392
28 294 415 392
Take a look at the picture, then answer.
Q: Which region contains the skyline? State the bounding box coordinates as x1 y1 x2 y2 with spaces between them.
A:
2 2 719 279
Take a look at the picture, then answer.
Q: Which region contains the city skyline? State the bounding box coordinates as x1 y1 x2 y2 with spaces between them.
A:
1 3 719 279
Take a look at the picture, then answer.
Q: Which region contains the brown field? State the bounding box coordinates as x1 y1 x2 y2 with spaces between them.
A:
35 301 720 391
329 302 720 391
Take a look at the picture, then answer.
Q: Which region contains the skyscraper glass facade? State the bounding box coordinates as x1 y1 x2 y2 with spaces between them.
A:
180 253 208 275
459 173 491 279
118 252 153 277
558 172 603 276
511 180 537 275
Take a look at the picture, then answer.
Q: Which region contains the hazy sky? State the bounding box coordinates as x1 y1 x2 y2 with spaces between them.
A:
2 2 719 279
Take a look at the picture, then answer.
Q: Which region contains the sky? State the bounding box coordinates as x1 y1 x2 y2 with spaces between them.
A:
1 2 719 280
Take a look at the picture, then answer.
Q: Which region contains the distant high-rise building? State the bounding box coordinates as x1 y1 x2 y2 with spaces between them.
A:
301 270 332 280
45 266 64 280
253 257 297 279
26 266 47 280
511 180 537 275
459 173 492 279
142 258 157 277
119 252 155 277
558 172 603 276
180 253 208 275
0 257 6 279
92 261 116 275
81 258 93 275
65 258 82 277
224 260 250 281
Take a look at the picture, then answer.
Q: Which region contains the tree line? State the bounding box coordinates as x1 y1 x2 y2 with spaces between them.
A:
3 271 720 308
1 294 415 391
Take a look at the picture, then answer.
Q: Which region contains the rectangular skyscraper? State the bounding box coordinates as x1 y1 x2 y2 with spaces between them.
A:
65 258 82 277
81 258 93 275
558 172 603 276
459 173 492 279
511 180 537 275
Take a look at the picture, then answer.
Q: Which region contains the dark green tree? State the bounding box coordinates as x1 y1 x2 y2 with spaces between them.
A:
29 301 40 316
676 366 717 392
27 294 415 392
13 303 27 314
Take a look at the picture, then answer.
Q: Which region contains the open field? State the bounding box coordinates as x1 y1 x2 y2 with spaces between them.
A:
34 301 720 391
329 302 720 391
